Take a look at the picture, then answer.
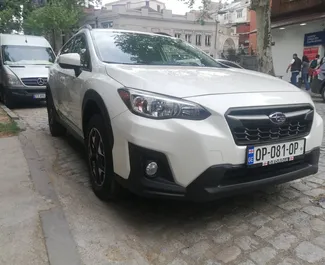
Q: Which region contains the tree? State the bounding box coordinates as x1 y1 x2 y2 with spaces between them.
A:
24 0 81 50
0 8 18 33
0 0 34 33
181 0 274 75
251 0 274 75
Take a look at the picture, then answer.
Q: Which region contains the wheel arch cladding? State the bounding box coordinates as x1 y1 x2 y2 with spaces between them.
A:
82 89 114 146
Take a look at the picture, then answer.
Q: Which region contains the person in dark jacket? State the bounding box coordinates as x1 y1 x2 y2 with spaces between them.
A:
302 55 310 90
286 53 302 87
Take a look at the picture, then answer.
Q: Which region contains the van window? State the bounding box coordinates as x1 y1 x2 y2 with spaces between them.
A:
2 45 55 65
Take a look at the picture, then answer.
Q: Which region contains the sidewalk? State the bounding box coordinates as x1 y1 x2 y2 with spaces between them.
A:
0 136 49 265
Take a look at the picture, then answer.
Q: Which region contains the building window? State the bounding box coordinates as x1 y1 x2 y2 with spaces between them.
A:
236 10 243 18
157 4 161 12
205 35 211 46
196 35 201 46
175 33 181 38
185 34 192 43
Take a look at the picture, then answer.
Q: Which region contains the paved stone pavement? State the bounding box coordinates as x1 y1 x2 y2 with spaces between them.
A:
0 136 50 265
12 97 325 265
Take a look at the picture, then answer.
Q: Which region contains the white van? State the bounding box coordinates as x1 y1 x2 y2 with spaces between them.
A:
0 34 56 108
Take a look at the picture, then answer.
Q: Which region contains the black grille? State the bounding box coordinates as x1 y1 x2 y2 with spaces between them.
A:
225 105 314 145
21 77 47 87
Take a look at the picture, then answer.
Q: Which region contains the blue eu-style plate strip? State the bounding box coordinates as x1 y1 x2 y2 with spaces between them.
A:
247 146 255 165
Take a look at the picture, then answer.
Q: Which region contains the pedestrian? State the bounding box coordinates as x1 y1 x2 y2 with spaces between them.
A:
310 54 320 69
302 55 310 91
286 53 302 87
309 54 320 82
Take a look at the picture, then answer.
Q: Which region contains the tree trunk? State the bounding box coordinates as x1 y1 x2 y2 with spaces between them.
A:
251 0 275 75
52 29 56 52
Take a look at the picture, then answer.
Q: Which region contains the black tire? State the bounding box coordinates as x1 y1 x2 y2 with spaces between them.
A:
0 86 4 103
46 89 66 137
3 89 15 109
85 114 122 201
322 87 325 102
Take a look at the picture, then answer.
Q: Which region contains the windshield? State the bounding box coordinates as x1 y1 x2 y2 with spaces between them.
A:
2 45 55 65
92 31 224 68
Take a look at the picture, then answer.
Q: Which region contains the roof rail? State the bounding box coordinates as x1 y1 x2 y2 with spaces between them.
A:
78 24 93 31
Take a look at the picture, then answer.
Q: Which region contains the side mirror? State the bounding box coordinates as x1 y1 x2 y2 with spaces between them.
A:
58 53 81 76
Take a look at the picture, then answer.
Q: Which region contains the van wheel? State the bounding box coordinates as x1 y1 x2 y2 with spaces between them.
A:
85 114 122 201
3 90 15 109
46 90 66 137
0 86 4 103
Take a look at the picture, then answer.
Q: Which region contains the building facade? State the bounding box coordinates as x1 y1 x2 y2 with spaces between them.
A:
218 0 251 54
83 0 238 57
270 0 325 81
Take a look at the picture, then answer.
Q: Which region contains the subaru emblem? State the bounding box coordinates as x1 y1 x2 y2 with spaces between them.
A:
269 112 286 125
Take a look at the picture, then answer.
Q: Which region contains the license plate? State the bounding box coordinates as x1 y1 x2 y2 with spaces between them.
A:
247 139 305 166
33 93 46 99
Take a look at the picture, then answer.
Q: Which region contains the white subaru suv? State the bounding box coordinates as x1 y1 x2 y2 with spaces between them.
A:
47 26 323 202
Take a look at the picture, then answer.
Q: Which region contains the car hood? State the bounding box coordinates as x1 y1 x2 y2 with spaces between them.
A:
105 64 299 98
5 65 50 79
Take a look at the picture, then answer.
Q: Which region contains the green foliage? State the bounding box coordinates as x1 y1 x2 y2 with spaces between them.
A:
24 0 82 35
0 0 34 33
0 8 18 33
178 0 214 25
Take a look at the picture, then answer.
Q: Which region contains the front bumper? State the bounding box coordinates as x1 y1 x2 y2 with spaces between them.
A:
7 86 46 101
111 92 323 201
116 144 319 202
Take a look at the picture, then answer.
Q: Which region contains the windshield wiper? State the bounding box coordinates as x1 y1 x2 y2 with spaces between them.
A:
103 61 147 65
8 65 25 68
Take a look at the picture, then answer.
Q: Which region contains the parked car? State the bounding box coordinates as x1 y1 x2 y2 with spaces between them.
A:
216 59 244 69
47 27 323 202
0 34 55 108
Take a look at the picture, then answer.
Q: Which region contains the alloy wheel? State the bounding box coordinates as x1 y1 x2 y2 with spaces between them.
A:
88 128 106 186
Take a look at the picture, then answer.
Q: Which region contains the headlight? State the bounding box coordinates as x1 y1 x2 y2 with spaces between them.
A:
6 73 22 86
118 88 211 120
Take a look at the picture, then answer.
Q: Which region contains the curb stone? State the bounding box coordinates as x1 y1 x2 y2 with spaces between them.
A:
0 104 26 131
19 132 82 265
0 103 19 120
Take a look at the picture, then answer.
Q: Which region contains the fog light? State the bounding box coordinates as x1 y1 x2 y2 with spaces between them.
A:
145 161 158 177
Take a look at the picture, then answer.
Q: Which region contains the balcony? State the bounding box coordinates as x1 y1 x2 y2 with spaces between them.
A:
272 0 325 18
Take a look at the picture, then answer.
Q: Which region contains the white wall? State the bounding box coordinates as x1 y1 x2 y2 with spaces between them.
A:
272 21 324 82
105 0 165 11
218 5 250 25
